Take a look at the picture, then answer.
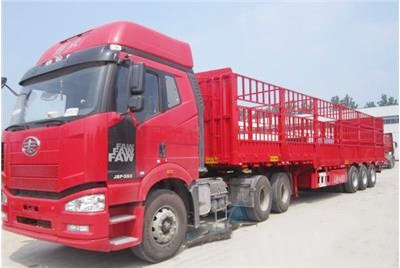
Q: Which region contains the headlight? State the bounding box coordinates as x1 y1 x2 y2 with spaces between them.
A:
1 191 7 204
65 194 105 212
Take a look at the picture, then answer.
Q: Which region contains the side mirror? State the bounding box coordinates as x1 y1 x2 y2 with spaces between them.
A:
129 63 145 95
1 76 19 96
2 77 7 88
394 141 398 148
128 95 144 112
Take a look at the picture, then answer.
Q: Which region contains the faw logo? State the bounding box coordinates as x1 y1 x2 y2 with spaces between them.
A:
109 143 134 162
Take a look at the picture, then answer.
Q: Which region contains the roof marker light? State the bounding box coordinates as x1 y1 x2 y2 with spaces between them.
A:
110 44 122 51
44 59 53 66
54 56 63 62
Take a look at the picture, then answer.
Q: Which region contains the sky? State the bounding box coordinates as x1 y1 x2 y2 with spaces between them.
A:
1 1 399 128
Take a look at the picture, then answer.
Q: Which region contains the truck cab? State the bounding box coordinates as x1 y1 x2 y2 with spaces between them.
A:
2 21 203 261
383 133 397 168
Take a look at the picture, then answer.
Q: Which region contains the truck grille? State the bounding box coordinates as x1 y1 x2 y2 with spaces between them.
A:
17 216 51 229
10 165 58 178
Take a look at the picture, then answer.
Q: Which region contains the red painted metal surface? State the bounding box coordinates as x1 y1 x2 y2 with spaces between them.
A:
196 68 385 169
1 186 143 252
37 21 193 68
383 133 395 167
383 133 394 155
2 113 110 192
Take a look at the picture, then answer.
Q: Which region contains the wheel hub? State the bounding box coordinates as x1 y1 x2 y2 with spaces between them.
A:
280 184 289 203
362 172 367 185
259 186 270 211
371 171 376 183
151 207 177 244
352 173 358 188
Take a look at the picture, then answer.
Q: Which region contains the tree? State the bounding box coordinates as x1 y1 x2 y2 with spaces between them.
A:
331 96 340 104
341 94 358 108
377 94 398 106
365 101 376 108
331 94 358 108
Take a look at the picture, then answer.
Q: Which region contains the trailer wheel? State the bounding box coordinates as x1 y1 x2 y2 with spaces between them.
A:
367 165 377 188
358 165 368 190
132 189 187 263
270 172 291 213
344 166 359 193
246 175 272 221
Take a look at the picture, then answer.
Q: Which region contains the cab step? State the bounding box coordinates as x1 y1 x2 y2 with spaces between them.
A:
110 236 138 246
109 214 136 224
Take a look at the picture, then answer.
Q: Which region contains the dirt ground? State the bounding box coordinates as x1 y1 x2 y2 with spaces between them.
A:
2 165 398 268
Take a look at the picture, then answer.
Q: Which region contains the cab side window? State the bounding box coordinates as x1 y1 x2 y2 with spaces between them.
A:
164 75 181 108
135 72 160 122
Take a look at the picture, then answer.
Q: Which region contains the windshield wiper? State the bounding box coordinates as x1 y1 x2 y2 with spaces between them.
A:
33 118 66 127
5 124 30 131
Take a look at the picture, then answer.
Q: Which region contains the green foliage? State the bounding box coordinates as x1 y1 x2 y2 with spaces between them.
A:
377 94 398 106
364 101 376 108
332 94 398 109
331 96 340 104
330 94 358 108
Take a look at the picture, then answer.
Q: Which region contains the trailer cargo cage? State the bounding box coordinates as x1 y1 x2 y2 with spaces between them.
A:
196 68 385 169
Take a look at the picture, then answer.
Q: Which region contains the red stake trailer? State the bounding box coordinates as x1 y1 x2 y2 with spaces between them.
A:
1 21 385 263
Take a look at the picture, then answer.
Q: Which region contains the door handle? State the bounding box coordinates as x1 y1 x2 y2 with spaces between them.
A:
159 143 166 158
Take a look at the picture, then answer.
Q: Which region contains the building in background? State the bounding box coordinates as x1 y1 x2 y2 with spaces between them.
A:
358 105 399 160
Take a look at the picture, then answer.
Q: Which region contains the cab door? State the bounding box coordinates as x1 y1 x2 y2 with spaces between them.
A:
133 66 199 180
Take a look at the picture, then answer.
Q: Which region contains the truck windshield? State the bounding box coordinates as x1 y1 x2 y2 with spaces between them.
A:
10 63 110 127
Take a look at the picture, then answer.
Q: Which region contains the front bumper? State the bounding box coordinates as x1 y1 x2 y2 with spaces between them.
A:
1 186 142 252
3 224 112 251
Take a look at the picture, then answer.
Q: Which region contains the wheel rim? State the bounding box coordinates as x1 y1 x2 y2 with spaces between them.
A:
280 183 289 204
362 171 367 185
259 186 270 211
371 170 376 183
352 172 358 188
151 207 178 245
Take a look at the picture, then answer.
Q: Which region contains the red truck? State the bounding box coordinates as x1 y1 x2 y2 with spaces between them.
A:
383 133 396 168
1 21 385 263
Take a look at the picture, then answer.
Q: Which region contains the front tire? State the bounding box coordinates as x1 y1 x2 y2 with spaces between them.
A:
132 189 187 263
389 156 395 169
358 165 368 190
246 175 273 221
344 166 359 193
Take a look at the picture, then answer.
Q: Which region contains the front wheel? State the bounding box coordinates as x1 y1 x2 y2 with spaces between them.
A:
389 156 395 169
132 189 187 263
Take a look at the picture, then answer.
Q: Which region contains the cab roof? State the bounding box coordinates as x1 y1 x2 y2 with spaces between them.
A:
37 21 194 69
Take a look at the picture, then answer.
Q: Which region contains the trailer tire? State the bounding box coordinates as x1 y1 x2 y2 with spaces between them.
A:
367 165 377 188
344 166 359 193
271 172 291 213
132 189 187 263
246 176 272 222
358 165 368 190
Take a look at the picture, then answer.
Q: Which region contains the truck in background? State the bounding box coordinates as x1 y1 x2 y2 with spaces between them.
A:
1 21 385 263
383 133 397 168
